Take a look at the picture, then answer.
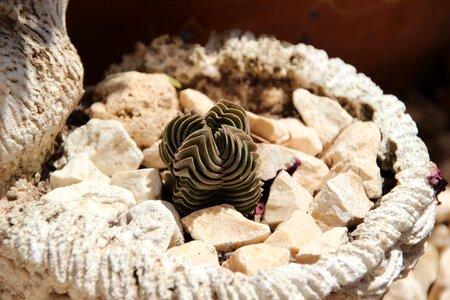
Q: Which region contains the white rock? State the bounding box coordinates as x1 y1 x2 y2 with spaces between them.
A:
142 140 166 169
222 243 290 275
264 210 322 256
384 272 427 300
181 204 270 252
413 243 439 293
159 200 184 241
65 119 143 176
256 144 329 194
428 248 450 300
428 224 450 251
293 88 352 147
41 181 136 224
309 171 374 231
263 170 313 229
50 154 110 189
296 227 348 264
246 111 290 144
436 189 450 223
166 240 219 266
179 88 215 115
278 118 323 156
321 121 382 199
110 169 162 202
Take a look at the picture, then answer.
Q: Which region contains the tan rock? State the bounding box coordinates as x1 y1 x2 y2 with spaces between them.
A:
321 121 382 198
279 118 323 156
65 119 143 176
246 111 290 144
263 170 313 229
429 248 450 300
384 272 427 300
222 243 290 275
264 210 322 256
413 243 439 293
293 88 352 147
110 168 162 202
296 227 348 264
91 71 179 148
179 88 215 115
436 189 450 223
428 224 450 251
142 140 167 169
182 204 270 252
166 240 219 266
50 154 110 189
256 144 329 194
309 171 374 230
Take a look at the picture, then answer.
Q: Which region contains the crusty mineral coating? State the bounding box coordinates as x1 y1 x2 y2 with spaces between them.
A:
0 33 435 299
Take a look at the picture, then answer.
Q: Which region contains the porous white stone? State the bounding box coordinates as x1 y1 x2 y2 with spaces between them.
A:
64 119 144 176
263 170 313 229
310 171 374 230
246 111 290 144
279 118 323 156
181 204 270 252
293 88 352 147
222 243 290 275
50 154 110 189
166 240 219 266
179 88 215 115
142 139 167 169
110 168 162 202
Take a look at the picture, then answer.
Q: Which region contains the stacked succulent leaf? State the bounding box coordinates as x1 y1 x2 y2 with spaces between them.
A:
160 100 262 214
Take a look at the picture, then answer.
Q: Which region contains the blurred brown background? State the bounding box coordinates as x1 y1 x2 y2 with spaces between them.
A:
67 0 450 175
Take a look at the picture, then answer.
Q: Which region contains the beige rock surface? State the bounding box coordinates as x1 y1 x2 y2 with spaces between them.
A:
111 168 162 202
91 71 179 148
428 248 450 300
412 243 439 293
296 227 348 264
142 139 167 169
428 224 450 251
65 119 143 176
246 111 290 144
166 241 219 266
293 88 353 147
279 118 323 156
222 243 290 275
50 154 110 189
181 204 270 252
436 190 450 223
263 170 313 228
179 88 215 115
321 121 382 199
264 210 322 255
310 171 374 230
384 272 427 300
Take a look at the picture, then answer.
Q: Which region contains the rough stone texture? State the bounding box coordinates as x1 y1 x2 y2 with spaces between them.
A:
264 210 322 256
50 154 110 189
322 121 382 199
110 169 162 202
166 241 219 267
310 171 374 230
65 119 143 176
0 0 84 197
179 88 215 115
142 139 167 169
296 227 348 264
222 244 290 275
91 71 179 148
181 204 270 252
293 88 353 148
246 111 290 144
279 118 323 156
263 170 313 229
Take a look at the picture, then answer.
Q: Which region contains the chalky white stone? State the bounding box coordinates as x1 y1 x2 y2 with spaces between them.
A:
111 168 162 202
166 241 219 266
142 139 167 169
179 88 215 115
278 117 323 156
246 111 290 144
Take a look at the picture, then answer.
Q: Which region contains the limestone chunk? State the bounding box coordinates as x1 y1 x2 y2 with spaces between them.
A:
50 154 110 189
91 71 179 148
413 243 439 293
65 119 143 176
309 171 374 230
296 227 348 264
384 272 427 300
279 118 323 156
263 170 313 229
222 243 290 275
428 224 450 251
110 169 162 202
256 144 329 194
181 204 270 252
179 88 215 115
166 241 219 266
293 88 352 147
436 189 450 223
142 140 167 169
321 121 382 198
246 111 290 144
264 210 322 256
428 248 450 300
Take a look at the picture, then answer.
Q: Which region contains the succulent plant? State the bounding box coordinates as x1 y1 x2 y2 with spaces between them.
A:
160 100 262 215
